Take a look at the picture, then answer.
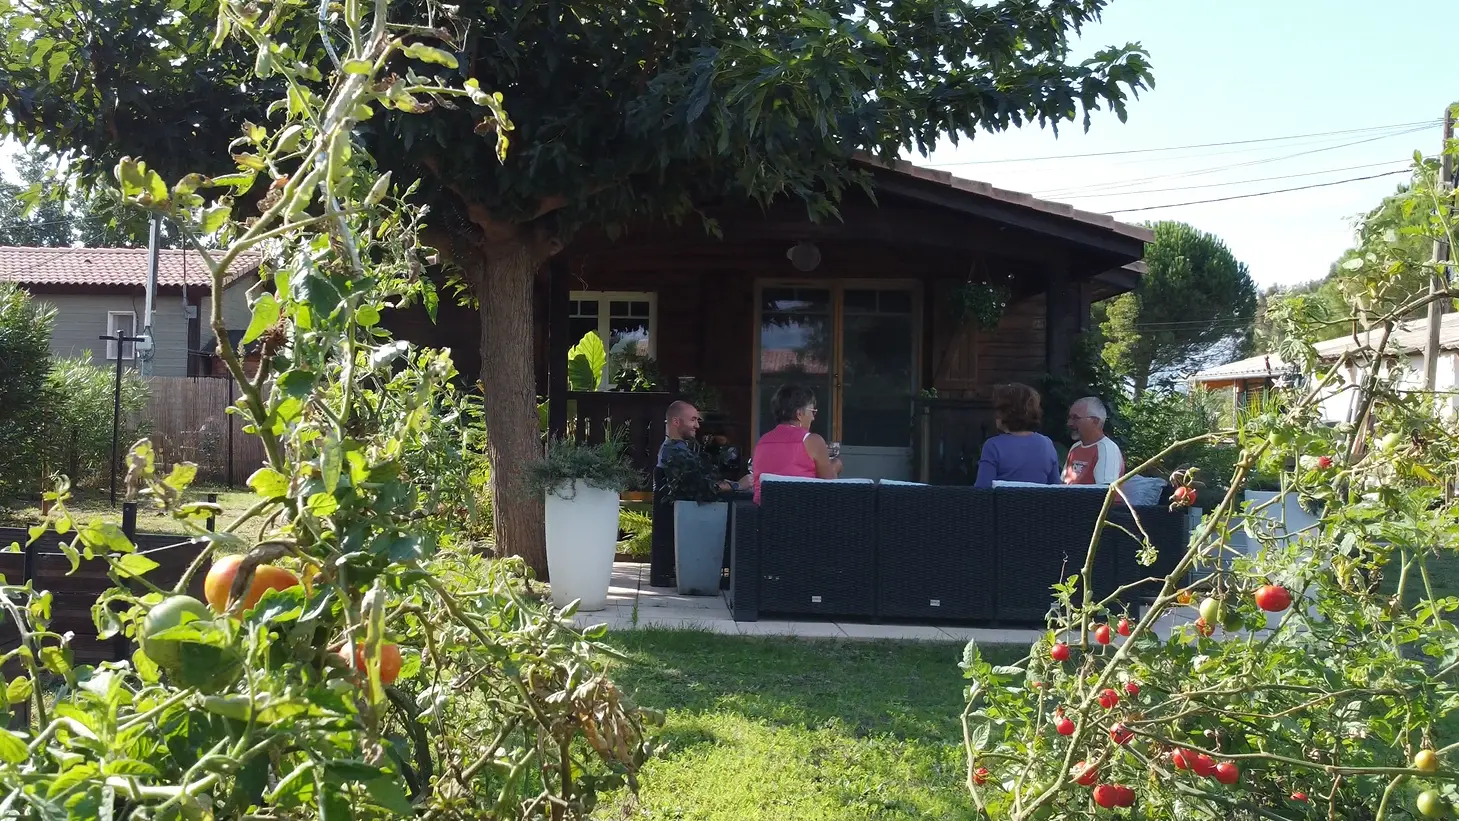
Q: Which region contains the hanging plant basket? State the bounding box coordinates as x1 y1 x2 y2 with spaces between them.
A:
951 282 1011 330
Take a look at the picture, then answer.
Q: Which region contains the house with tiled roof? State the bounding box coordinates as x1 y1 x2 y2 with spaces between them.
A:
1193 311 1459 423
0 246 261 377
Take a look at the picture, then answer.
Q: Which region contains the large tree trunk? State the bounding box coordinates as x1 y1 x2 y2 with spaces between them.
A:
469 239 549 577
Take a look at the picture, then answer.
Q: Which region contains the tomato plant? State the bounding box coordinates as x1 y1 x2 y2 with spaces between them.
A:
960 137 1459 820
0 3 656 817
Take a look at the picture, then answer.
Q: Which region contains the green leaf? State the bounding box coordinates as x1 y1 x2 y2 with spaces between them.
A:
47 763 98 798
306 492 340 517
402 42 459 69
78 521 134 555
205 172 257 193
6 676 33 704
276 369 316 399
201 204 231 234
242 293 281 345
567 330 607 391
163 463 198 493
115 553 160 579
0 729 26 765
132 647 161 684
355 305 381 327
102 759 161 777
341 58 373 75
248 467 290 499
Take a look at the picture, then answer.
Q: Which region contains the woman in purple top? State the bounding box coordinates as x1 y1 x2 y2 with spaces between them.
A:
974 383 1060 488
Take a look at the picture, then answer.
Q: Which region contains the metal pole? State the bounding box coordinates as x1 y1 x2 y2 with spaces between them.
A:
1424 107 1455 391
101 330 144 508
110 332 124 507
140 214 162 377
227 376 236 488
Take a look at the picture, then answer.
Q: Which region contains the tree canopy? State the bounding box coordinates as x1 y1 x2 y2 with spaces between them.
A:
0 0 1156 571
1097 220 1256 396
1 148 158 247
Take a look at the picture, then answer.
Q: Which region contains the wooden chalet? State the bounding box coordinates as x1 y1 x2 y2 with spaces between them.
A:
389 158 1153 484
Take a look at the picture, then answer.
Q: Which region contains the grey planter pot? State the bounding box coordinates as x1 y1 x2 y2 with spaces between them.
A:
673 500 728 596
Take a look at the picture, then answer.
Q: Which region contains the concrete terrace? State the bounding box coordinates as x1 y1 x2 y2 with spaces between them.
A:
569 562 1215 643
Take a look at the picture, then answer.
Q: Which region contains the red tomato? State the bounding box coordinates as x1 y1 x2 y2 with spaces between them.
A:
1215 761 1240 785
1098 688 1120 709
1051 642 1071 662
1095 624 1112 645
1125 681 1140 697
1173 486 1197 505
1291 792 1308 802
1171 749 1191 771
1194 617 1214 637
1115 785 1136 807
1317 455 1333 469
1117 618 1132 637
1193 754 1218 777
204 555 301 614
1056 717 1075 736
1255 584 1293 613
973 766 989 786
1110 723 1134 745
1073 761 1098 786
1093 785 1120 809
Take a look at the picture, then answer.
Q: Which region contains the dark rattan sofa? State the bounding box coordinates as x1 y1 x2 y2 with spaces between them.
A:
727 478 1189 624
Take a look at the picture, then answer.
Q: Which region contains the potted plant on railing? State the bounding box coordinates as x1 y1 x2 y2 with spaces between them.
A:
527 436 642 610
661 442 734 596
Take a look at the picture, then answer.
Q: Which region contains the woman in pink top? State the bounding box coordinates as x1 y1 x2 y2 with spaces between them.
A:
751 384 843 503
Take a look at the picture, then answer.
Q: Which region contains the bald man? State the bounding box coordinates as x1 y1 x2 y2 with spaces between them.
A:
658 401 750 491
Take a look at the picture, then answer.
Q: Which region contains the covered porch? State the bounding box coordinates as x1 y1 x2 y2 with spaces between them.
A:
536 159 1152 481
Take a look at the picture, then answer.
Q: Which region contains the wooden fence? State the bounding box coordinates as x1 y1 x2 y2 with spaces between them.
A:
144 377 267 487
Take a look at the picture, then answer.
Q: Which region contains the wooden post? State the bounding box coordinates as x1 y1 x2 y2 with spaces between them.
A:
547 257 571 440
1044 265 1079 380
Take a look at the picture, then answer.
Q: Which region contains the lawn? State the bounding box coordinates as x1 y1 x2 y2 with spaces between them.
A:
598 629 1025 821
0 486 258 537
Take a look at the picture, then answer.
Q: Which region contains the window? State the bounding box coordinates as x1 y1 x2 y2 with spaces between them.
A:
568 291 655 358
105 312 137 360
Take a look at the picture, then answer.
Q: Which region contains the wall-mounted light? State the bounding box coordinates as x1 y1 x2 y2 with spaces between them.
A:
787 240 821 272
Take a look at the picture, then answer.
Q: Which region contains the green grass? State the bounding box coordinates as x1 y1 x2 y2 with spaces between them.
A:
597 629 1026 821
0 486 258 536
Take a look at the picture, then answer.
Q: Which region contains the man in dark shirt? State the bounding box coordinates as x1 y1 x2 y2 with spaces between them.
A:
658 401 749 491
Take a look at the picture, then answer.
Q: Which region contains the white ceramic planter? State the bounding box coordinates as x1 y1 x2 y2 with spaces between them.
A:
673 500 728 595
544 480 619 611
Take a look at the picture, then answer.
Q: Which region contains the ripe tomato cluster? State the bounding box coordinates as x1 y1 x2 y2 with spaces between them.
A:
1092 783 1135 808
1170 749 1238 784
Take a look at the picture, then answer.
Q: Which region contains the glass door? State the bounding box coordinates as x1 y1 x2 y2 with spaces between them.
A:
754 283 918 480
838 287 916 479
756 287 835 441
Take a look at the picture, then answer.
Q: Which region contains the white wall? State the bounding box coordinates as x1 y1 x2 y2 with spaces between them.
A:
36 291 190 377
1313 352 1459 424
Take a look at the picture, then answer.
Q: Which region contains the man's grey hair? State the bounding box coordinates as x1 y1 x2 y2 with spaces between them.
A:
1073 396 1108 422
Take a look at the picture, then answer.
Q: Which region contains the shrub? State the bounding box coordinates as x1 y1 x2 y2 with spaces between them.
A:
526 436 642 497
1116 388 1238 493
40 356 149 489
0 282 54 495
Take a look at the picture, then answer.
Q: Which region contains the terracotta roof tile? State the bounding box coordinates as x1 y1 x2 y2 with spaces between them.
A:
853 154 1154 244
0 246 260 290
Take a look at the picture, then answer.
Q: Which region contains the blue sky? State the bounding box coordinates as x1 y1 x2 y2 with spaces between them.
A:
918 0 1454 289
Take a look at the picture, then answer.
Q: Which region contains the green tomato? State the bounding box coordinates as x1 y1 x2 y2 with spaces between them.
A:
1417 790 1447 819
140 596 213 673
1199 597 1221 626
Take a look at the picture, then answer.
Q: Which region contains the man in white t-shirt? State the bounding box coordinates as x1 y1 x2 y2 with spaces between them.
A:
1062 396 1125 485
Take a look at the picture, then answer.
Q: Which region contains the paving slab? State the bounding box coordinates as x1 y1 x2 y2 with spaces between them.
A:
937 626 1045 644
734 620 848 638
835 623 961 642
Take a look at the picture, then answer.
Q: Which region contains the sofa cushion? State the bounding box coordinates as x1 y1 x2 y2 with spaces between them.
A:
1121 476 1167 507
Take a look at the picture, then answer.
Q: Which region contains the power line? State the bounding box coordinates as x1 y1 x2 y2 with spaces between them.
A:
1036 125 1431 199
1104 169 1413 215
925 120 1441 167
1052 160 1413 201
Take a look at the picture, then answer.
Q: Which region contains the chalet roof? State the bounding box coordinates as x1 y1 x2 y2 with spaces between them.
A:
853 154 1155 245
0 246 260 291
1193 312 1459 382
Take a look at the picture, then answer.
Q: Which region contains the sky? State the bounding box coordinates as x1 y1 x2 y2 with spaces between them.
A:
916 0 1455 290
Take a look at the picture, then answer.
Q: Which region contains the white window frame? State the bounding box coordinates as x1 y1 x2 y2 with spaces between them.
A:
105 311 137 361
568 291 657 358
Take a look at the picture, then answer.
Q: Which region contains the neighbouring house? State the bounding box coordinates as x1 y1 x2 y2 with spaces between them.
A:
1192 311 1459 424
387 157 1154 484
0 246 261 377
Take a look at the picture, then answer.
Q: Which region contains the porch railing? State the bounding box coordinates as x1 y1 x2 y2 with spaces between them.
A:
913 397 997 485
567 391 672 486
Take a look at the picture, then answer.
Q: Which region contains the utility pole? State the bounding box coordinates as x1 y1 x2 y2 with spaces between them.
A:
100 329 145 507
139 213 162 376
1423 106 1455 391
